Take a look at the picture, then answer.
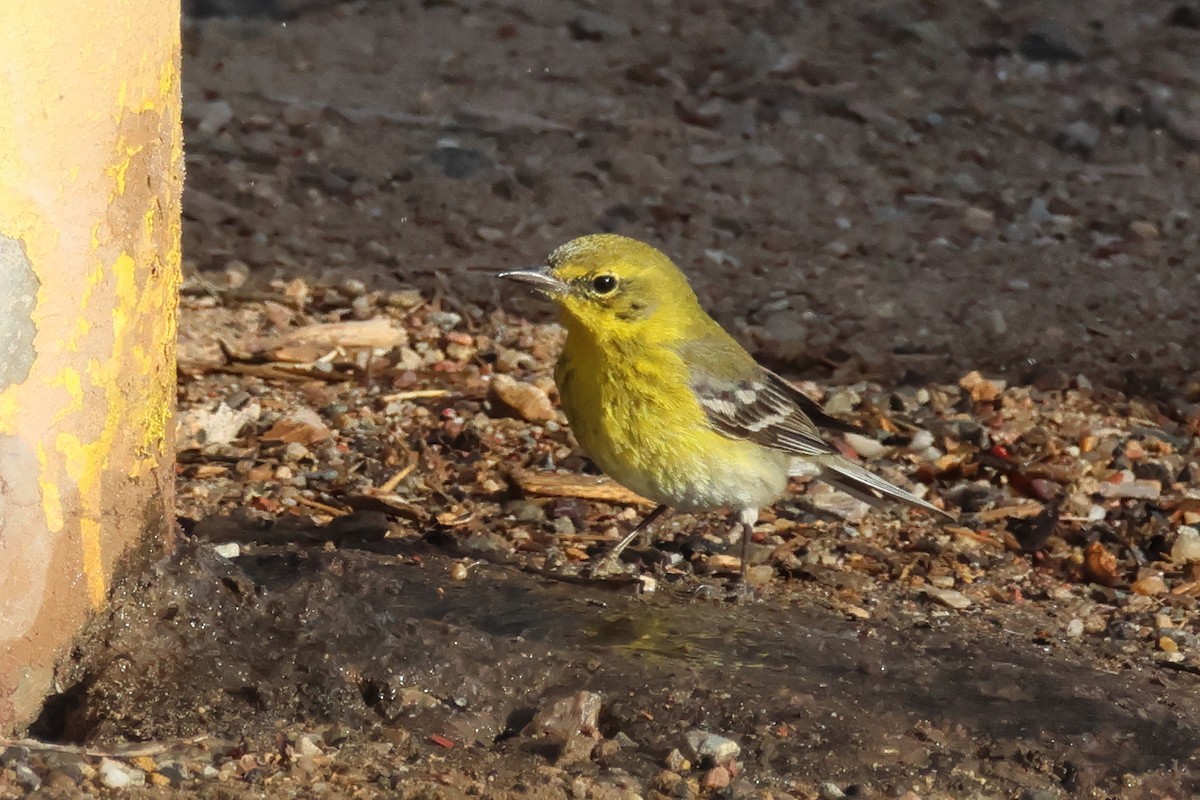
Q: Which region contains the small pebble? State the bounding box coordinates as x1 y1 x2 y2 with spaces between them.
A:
1022 790 1060 800
99 758 146 789
701 765 731 789
507 500 546 523
429 310 464 330
962 206 995 234
1129 219 1159 240
745 564 775 587
213 542 241 560
959 370 1005 402
295 734 323 758
14 764 40 792
0 745 30 767
489 374 557 422
157 762 189 785
1130 574 1167 596
822 389 860 415
1055 120 1100 155
654 770 687 793
1171 527 1200 565
196 99 234 136
819 782 847 800
525 691 602 765
664 748 690 771
923 587 973 610
684 730 741 763
1097 476 1161 500
909 431 937 452
844 432 885 458
284 442 312 463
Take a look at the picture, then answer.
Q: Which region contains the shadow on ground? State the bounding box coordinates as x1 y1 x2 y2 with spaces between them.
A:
40 528 1200 796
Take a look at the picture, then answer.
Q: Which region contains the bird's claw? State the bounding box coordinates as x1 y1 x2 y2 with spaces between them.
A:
724 574 760 604
586 554 633 580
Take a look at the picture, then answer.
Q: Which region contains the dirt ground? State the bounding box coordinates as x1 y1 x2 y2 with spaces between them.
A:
6 0 1200 798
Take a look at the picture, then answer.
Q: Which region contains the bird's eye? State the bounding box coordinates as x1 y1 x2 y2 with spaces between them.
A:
591 274 617 294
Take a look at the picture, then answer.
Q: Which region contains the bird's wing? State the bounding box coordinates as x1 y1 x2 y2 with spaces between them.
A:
679 329 953 520
679 334 852 457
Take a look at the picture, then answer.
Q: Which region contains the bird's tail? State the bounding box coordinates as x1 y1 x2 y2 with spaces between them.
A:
793 455 954 521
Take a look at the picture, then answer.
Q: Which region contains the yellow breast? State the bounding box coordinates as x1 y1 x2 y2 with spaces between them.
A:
554 331 788 513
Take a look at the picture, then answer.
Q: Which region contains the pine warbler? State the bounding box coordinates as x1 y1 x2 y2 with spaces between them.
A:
501 234 951 582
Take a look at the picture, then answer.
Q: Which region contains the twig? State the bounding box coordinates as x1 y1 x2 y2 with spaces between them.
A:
380 389 450 402
377 460 417 494
294 495 350 516
945 525 1005 549
179 360 353 383
0 734 210 758
971 504 1045 523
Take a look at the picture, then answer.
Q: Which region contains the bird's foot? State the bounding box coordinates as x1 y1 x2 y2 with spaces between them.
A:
726 578 758 604
585 553 634 580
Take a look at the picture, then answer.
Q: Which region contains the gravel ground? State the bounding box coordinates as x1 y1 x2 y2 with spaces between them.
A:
6 1 1200 798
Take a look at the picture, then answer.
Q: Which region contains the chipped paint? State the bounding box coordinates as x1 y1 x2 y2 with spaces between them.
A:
0 0 181 731
0 236 38 389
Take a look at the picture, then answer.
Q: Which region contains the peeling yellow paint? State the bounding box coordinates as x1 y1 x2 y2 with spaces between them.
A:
63 317 92 352
129 455 159 480
35 443 65 533
79 517 106 607
49 368 85 421
0 0 182 731
55 430 111 601
0 389 17 435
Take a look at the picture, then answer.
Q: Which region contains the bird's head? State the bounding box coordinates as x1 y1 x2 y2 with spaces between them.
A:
500 234 701 340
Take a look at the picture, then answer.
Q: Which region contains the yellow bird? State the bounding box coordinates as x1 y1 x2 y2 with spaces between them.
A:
501 234 951 583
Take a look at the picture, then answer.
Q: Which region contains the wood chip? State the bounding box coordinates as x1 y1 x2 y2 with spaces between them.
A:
945 526 1005 549
508 469 656 507
972 504 1045 523
265 317 409 352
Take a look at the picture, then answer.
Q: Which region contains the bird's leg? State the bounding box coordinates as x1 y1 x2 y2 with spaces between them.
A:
731 506 759 601
590 504 669 578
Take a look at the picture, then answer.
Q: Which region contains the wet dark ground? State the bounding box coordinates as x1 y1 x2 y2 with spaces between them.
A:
31 528 1200 798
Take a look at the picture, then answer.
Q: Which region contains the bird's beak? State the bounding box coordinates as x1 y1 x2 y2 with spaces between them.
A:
497 267 569 296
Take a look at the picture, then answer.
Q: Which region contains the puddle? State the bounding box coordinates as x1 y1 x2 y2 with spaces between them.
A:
36 539 1200 795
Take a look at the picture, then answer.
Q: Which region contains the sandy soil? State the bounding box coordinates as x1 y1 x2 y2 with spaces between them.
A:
5 1 1200 799
179 0 1200 393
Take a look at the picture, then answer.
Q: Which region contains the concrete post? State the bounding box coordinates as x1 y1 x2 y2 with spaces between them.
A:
0 3 182 731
